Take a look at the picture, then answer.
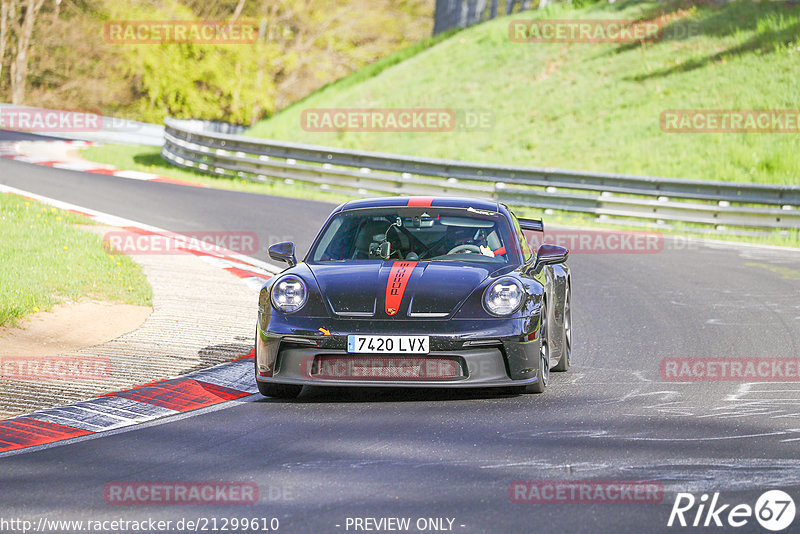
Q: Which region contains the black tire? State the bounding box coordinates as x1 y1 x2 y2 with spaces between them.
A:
257 380 302 399
254 326 303 399
553 282 571 372
520 303 549 394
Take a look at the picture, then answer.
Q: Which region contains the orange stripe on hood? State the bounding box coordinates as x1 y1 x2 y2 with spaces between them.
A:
385 261 418 316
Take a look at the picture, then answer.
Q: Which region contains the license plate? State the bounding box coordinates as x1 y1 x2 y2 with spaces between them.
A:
347 335 429 354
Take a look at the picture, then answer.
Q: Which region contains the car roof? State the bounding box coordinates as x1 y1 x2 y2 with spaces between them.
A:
338 196 501 213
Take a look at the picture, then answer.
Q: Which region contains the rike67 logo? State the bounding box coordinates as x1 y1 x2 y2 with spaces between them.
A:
668 490 796 531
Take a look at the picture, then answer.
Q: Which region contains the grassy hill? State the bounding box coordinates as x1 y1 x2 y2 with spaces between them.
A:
247 0 800 185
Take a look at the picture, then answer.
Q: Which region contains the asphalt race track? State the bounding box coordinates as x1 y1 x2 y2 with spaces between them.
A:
2 131 800 533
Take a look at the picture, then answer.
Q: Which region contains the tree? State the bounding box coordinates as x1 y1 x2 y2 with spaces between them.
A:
0 1 12 93
2 0 47 104
8 0 433 122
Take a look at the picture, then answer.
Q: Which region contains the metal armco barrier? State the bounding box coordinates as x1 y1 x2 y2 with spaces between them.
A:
162 117 800 230
0 103 164 146
433 0 534 35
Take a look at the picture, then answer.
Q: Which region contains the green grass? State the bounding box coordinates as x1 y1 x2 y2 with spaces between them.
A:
0 193 152 327
79 0 800 249
246 0 800 185
273 28 459 118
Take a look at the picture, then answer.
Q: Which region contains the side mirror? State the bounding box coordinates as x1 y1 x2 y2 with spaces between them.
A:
268 241 297 267
532 244 568 273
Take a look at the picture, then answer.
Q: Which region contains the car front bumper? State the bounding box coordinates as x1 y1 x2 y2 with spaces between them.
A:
255 315 544 388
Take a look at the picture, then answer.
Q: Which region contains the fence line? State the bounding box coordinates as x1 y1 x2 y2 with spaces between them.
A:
434 0 539 35
162 117 800 231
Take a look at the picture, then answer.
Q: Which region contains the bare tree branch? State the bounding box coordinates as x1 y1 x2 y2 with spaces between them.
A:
229 0 246 23
11 0 45 103
0 1 12 87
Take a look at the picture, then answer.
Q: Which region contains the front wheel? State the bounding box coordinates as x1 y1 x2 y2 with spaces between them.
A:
517 306 549 394
255 326 302 399
257 381 302 399
553 282 571 372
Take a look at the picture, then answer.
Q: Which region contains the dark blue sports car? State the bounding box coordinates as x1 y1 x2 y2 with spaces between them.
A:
256 196 571 398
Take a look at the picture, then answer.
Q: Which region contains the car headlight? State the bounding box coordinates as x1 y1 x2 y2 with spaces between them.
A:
271 275 308 313
483 278 524 316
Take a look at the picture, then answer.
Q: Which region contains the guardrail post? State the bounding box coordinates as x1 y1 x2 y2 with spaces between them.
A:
161 117 800 232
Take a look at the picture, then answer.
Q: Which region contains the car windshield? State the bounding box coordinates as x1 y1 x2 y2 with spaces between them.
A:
309 207 518 264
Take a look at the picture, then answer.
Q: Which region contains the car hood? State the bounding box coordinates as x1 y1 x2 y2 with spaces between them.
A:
307 261 503 319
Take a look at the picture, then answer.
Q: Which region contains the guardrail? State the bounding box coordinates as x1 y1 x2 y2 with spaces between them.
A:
0 103 164 146
162 117 800 230
433 0 534 35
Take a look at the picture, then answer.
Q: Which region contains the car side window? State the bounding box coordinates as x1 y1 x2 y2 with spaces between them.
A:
511 213 532 263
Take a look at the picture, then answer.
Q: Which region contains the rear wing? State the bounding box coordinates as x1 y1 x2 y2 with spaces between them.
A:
518 218 544 232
